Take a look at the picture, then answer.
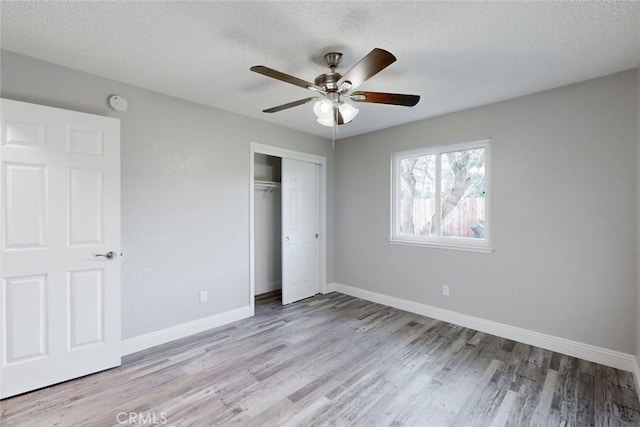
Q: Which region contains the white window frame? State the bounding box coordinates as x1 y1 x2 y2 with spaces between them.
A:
389 139 493 253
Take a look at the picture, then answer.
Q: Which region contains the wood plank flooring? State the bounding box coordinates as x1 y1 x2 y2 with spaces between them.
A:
2 291 639 426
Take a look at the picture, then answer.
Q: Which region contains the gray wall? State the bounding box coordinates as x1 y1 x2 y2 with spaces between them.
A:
0 51 335 339
336 70 639 354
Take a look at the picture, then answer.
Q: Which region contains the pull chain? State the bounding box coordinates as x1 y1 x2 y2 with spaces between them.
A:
331 107 338 150
332 106 338 149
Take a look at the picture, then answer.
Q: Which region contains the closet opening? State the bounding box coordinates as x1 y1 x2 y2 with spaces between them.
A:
253 154 282 298
249 142 327 310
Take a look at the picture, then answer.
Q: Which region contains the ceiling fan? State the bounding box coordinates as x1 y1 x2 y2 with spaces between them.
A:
250 48 420 127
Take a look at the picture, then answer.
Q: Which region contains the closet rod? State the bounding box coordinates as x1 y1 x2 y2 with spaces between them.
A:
254 180 281 193
254 180 281 189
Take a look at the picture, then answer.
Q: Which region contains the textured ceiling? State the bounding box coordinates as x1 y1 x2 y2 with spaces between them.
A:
1 2 639 139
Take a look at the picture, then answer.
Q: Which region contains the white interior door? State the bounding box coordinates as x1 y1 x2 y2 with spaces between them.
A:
0 99 121 399
281 158 319 305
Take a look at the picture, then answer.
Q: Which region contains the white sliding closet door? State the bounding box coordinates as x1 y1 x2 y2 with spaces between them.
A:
281 158 319 305
0 99 121 398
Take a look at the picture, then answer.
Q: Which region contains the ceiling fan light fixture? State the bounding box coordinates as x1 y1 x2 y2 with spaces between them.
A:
313 99 333 119
314 98 359 126
338 101 359 123
316 116 334 127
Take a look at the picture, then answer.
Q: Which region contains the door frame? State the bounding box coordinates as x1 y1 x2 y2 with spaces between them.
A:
249 142 327 311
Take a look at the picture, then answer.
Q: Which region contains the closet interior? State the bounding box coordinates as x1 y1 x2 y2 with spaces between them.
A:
253 153 282 296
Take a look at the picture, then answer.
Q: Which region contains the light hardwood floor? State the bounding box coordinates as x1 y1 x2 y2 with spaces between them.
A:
2 291 639 426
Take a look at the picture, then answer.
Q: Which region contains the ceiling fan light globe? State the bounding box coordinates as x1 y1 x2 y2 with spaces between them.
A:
313 99 333 118
316 116 334 127
339 102 359 123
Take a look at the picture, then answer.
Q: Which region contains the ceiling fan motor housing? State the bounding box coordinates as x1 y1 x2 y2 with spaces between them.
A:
314 52 347 92
314 72 342 91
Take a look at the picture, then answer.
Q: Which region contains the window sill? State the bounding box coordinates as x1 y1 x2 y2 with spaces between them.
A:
388 238 494 254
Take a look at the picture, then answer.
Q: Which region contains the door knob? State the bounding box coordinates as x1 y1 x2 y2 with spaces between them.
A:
95 251 116 260
285 236 290 241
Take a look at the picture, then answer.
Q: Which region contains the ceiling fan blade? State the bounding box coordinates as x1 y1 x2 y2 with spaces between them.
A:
337 48 396 90
262 97 317 113
250 65 324 92
351 91 420 107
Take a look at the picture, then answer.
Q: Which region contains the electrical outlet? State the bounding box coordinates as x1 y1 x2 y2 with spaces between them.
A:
442 285 450 297
199 290 208 303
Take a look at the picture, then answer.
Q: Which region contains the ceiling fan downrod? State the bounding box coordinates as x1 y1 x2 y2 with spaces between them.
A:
314 52 344 93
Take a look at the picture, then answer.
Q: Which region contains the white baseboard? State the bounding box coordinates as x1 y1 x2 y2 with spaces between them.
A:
256 280 282 295
633 357 640 397
121 305 254 356
333 283 636 372
323 282 337 294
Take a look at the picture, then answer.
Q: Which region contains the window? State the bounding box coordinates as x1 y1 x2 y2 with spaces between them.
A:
390 139 492 252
